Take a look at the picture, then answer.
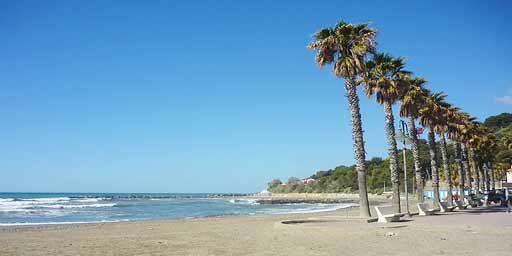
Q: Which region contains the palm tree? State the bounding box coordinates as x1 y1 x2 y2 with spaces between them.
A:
438 106 460 206
360 53 410 214
447 110 470 204
456 113 476 193
419 92 450 210
467 125 482 192
308 21 377 217
399 77 429 203
468 124 496 191
469 148 481 191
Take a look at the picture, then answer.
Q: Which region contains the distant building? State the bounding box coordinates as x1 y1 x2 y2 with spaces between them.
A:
424 189 469 199
259 190 271 196
301 178 315 184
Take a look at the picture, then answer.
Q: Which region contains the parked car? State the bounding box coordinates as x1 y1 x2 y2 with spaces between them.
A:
486 189 507 206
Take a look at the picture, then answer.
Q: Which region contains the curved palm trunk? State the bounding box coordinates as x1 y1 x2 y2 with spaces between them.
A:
469 149 479 191
460 144 471 192
408 116 424 203
478 163 485 191
484 163 490 191
383 100 401 214
427 130 440 210
440 134 453 205
489 162 495 190
468 148 483 191
455 143 465 203
345 79 371 218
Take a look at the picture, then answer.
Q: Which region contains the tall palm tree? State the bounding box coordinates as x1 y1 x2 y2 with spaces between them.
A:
360 53 410 214
467 125 482 192
447 109 465 204
455 112 476 193
438 106 460 206
308 21 377 217
469 124 496 191
469 148 481 191
419 92 449 210
399 77 429 203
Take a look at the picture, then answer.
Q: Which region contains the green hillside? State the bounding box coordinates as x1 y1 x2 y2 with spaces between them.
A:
267 112 512 194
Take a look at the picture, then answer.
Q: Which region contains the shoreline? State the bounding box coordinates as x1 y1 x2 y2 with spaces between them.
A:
0 206 362 234
0 201 361 230
0 192 389 228
1 205 511 255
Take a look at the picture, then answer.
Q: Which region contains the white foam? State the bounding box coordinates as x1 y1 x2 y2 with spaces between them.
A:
73 198 102 203
0 197 115 212
228 199 259 205
0 219 129 227
264 203 357 215
38 203 117 209
31 197 70 203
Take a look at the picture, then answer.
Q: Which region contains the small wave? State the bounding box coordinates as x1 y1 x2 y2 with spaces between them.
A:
1 197 70 206
30 197 70 203
264 203 357 215
37 203 117 209
228 199 259 205
0 219 129 227
73 198 102 203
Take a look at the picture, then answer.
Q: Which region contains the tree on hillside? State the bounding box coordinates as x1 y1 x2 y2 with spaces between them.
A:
483 113 512 131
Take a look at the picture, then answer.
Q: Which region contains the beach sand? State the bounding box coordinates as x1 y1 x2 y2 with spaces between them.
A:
1 205 511 256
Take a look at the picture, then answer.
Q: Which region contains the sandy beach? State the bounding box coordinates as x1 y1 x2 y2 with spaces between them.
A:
1 202 511 256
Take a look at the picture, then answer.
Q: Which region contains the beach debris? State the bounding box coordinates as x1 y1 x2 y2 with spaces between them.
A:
385 232 397 237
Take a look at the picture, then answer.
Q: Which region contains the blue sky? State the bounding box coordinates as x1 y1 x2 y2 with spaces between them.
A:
1 0 511 193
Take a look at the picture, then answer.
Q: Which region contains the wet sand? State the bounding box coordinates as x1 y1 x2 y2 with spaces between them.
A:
1 205 511 256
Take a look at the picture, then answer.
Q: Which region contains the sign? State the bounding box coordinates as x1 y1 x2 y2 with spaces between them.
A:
416 127 423 134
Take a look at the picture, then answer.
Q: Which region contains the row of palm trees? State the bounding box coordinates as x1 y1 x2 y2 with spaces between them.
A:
308 21 504 217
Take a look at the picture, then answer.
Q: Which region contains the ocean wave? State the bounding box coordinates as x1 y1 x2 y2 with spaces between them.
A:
228 199 259 205
28 197 70 203
0 219 129 226
1 197 70 206
0 197 116 213
73 198 102 203
36 203 117 209
264 203 357 215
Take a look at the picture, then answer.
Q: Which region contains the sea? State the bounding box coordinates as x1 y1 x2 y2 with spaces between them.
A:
0 193 356 226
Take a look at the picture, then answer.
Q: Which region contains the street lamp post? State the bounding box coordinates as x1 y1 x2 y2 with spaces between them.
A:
400 120 410 216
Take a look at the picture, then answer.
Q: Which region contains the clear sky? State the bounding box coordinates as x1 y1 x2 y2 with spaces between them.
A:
1 0 511 193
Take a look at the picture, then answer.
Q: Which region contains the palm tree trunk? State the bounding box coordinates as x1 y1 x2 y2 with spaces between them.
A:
478 163 485 191
489 162 495 190
460 143 471 192
469 149 479 191
344 79 371 218
427 129 440 210
484 163 490 191
440 134 453 205
383 100 401 214
408 116 424 203
455 143 465 203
